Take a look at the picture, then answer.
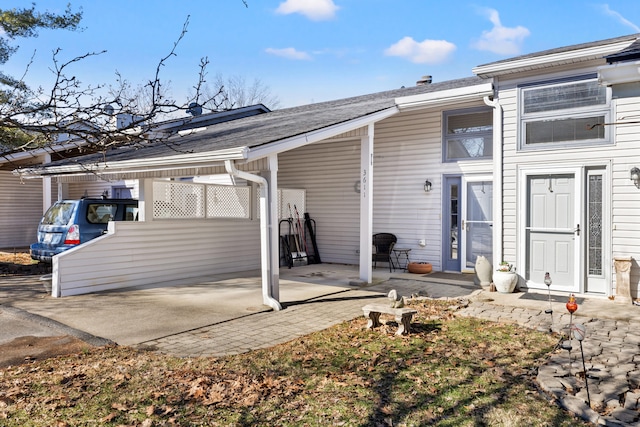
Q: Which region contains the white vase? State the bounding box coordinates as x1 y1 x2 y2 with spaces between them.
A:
475 256 492 287
493 271 517 293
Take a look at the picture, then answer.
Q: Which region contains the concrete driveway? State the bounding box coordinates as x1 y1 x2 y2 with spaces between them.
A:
0 265 388 346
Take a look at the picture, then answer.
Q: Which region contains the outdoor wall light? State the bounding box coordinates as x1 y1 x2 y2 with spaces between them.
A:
631 167 640 187
424 180 432 192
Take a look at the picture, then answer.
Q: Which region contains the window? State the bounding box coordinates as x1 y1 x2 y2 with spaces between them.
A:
443 108 493 161
519 77 610 148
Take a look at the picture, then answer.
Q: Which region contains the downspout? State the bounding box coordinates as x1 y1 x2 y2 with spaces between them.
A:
484 94 503 266
224 160 282 311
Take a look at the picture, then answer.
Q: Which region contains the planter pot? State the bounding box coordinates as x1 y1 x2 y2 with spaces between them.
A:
475 256 492 287
407 262 432 274
493 271 517 293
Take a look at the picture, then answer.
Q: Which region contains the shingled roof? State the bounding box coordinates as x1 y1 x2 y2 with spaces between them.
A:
24 76 484 173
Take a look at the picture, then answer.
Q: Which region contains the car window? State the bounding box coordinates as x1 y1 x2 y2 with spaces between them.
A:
124 205 139 221
87 204 118 224
42 202 75 226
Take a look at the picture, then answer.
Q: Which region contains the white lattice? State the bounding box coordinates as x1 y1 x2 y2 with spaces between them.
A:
255 188 305 220
153 181 205 219
207 185 250 218
280 189 305 220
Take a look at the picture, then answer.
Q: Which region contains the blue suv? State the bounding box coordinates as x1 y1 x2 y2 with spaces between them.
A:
30 198 139 263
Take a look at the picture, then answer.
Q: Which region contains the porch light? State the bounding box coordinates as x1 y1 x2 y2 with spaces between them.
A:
424 180 432 192
631 167 640 187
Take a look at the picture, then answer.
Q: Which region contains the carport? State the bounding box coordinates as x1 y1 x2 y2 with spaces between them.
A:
15 78 494 308
16 96 402 308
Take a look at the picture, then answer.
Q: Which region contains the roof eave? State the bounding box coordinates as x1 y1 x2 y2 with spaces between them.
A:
246 106 400 160
15 146 249 178
473 40 634 78
395 82 494 110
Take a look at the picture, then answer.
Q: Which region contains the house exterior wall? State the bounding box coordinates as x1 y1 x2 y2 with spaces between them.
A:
0 171 43 249
66 180 139 199
279 139 361 265
54 220 260 296
495 66 640 297
278 100 493 271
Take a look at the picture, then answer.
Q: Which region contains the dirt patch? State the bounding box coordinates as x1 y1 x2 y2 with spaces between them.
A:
0 335 97 369
0 251 77 368
0 250 50 276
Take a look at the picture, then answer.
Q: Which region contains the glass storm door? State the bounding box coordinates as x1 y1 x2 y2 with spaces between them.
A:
462 179 493 272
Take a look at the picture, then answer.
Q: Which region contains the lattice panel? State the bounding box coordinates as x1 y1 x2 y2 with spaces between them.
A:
255 188 305 220
153 181 205 219
280 189 305 220
207 185 251 218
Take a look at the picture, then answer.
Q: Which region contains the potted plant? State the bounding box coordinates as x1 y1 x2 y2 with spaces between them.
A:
493 262 517 293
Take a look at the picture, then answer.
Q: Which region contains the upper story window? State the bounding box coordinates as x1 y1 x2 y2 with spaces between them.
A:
443 108 493 162
519 76 611 149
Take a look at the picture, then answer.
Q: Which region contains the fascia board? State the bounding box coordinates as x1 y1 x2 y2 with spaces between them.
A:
246 106 399 160
395 83 494 111
15 146 249 178
0 140 87 165
598 61 640 85
473 41 633 77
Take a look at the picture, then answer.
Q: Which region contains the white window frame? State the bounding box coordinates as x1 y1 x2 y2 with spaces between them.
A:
442 107 493 162
518 75 612 151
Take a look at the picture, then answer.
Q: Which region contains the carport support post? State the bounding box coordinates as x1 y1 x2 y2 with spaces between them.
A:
359 124 374 283
266 155 280 302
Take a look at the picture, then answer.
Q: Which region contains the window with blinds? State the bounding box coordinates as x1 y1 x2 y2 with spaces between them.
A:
519 78 611 148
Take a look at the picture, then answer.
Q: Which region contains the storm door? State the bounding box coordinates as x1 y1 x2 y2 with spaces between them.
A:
443 176 493 272
461 178 493 272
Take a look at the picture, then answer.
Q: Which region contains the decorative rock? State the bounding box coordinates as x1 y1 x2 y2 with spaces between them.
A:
611 407 640 424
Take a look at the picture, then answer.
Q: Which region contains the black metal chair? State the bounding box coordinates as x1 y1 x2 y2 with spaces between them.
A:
372 233 397 272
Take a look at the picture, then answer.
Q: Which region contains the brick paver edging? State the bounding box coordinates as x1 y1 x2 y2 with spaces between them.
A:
457 301 640 426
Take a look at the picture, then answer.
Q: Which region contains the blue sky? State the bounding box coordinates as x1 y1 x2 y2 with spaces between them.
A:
3 0 640 109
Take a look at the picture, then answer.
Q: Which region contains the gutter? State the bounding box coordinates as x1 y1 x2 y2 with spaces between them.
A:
484 95 503 266
15 147 249 178
395 83 494 110
224 160 282 311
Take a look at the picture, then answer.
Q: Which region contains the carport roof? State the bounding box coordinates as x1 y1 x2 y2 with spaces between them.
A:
17 76 486 177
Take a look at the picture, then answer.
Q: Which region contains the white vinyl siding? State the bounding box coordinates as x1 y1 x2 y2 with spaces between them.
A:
279 140 361 265
54 220 260 296
0 171 43 248
66 180 139 200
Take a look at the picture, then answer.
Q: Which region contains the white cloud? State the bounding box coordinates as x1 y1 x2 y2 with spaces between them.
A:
472 8 530 55
384 37 456 64
265 47 312 60
601 4 640 32
275 0 339 21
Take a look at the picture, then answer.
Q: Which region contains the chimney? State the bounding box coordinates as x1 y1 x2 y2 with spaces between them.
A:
416 75 432 85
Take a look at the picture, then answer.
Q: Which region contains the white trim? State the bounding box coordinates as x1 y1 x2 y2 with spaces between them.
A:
473 40 634 77
395 83 494 111
247 107 399 160
16 147 249 178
